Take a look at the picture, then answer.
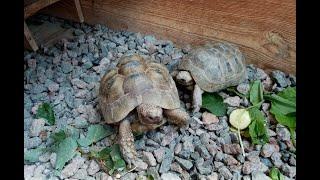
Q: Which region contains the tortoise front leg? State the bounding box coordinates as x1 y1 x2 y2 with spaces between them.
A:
164 108 190 127
118 119 137 169
193 84 204 113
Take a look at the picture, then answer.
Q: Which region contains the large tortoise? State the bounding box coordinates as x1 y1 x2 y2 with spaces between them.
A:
99 54 190 168
175 42 247 113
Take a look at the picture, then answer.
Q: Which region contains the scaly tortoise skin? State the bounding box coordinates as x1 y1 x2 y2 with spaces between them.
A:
176 42 247 112
99 54 189 168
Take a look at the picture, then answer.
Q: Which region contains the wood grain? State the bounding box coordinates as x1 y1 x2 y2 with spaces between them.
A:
24 0 62 19
24 21 39 51
41 0 296 74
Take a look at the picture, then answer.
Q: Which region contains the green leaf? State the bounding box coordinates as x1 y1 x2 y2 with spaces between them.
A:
248 108 269 145
202 92 227 116
146 174 155 180
78 125 113 147
55 137 78 170
36 103 55 125
249 80 264 107
92 144 126 175
273 112 296 130
277 87 296 103
24 148 44 163
265 94 296 115
50 130 66 143
269 167 285 180
265 86 296 132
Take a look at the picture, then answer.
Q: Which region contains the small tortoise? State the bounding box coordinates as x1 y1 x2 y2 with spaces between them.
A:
99 54 189 168
175 42 247 113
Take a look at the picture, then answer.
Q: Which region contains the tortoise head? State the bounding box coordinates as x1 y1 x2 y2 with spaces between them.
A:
175 70 194 86
136 104 163 125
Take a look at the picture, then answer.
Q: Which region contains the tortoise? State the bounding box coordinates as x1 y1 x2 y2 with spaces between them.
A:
99 54 190 168
174 42 247 113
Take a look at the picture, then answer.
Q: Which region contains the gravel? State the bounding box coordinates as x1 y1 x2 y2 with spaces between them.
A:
29 118 46 137
142 151 157 166
61 156 85 179
174 156 193 170
24 15 296 180
161 172 181 180
87 160 100 175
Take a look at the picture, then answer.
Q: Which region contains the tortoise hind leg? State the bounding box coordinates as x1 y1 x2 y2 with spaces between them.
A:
164 108 190 127
192 84 204 113
118 119 137 169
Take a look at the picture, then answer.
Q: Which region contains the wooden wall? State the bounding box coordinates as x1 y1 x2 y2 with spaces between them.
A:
41 0 296 74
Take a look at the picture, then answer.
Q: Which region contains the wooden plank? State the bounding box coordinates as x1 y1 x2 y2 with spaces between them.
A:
74 0 84 23
24 0 62 19
28 21 75 47
24 21 39 51
41 0 296 74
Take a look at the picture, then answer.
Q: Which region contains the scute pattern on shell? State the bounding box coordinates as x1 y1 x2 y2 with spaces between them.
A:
99 54 180 124
178 42 246 92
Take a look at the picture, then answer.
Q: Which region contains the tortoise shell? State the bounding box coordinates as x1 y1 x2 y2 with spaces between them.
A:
99 54 180 124
178 42 246 92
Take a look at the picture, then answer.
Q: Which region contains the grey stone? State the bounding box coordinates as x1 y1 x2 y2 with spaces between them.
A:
214 161 224 170
86 105 101 123
39 152 51 163
223 96 241 107
135 159 148 171
24 137 42 149
72 168 88 179
289 155 296 166
161 172 181 180
153 147 166 163
207 173 218 180
281 164 296 178
242 161 268 175
276 124 291 141
174 143 182 155
215 151 225 162
142 151 157 166
224 155 239 166
223 144 241 155
218 166 233 179
61 61 74 74
261 143 279 157
50 153 57 167
190 152 200 161
87 160 100 175
74 116 88 128
195 144 211 160
161 131 178 146
61 156 85 179
251 171 272 180
175 156 193 170
159 148 174 173
31 84 46 94
236 83 250 95
71 78 88 89
246 151 260 163
260 158 273 168
120 172 136 180
271 152 283 168
24 165 36 179
195 158 212 175
271 70 288 87
29 118 46 137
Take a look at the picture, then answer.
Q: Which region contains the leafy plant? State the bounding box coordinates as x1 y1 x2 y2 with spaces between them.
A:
264 87 296 132
269 167 285 180
248 107 269 145
78 124 114 147
36 103 55 125
249 80 264 108
90 144 126 175
24 147 45 163
55 137 78 170
202 92 227 116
